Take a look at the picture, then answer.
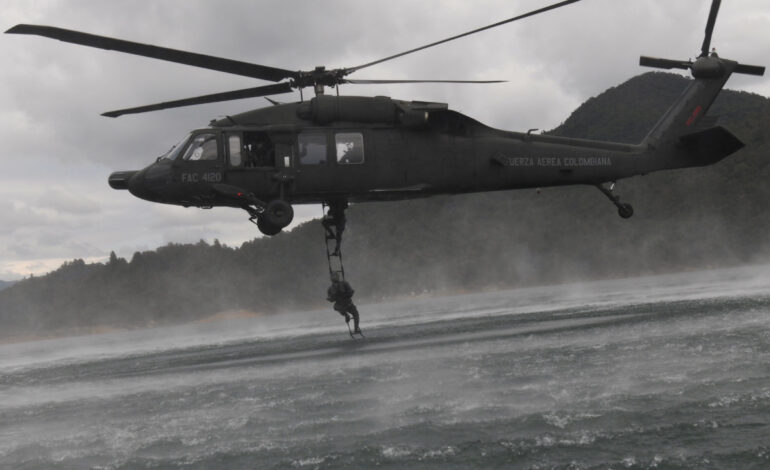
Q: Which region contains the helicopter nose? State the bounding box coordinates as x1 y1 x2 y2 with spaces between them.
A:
108 170 138 190
126 163 173 202
127 168 151 201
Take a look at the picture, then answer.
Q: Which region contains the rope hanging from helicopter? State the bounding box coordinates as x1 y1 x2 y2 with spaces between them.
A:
321 201 364 339
321 201 347 282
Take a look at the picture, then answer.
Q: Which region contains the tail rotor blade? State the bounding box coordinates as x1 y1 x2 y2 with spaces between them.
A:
734 63 766 76
700 0 722 56
639 56 691 70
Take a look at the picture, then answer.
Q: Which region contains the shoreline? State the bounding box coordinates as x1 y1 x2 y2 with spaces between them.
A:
0 309 264 346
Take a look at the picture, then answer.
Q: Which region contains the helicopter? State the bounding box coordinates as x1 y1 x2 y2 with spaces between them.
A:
5 0 764 272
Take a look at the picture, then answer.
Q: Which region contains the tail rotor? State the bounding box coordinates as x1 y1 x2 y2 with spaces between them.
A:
639 0 764 78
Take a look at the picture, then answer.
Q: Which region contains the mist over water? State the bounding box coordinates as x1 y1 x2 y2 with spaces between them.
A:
1 265 770 469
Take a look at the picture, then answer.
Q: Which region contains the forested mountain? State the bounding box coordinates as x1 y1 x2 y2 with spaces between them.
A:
2 72 768 338
0 281 15 292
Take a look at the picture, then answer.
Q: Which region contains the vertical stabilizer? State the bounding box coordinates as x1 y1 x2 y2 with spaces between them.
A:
638 0 763 148
641 57 736 147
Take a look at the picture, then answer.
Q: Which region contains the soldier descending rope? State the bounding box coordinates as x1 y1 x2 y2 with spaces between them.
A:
321 200 347 256
321 201 363 337
327 272 361 335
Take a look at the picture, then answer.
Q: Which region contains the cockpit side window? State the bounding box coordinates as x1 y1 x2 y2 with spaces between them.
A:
182 133 219 161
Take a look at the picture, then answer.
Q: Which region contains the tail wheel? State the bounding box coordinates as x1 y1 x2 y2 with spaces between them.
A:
618 203 634 219
263 199 294 228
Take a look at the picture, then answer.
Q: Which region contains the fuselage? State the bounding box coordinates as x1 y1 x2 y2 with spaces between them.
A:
114 95 657 209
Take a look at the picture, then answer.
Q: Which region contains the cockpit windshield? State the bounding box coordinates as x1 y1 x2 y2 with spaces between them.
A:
160 133 192 161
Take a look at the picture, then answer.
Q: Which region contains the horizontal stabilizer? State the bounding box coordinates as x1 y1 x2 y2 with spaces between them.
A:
678 126 744 165
693 115 719 130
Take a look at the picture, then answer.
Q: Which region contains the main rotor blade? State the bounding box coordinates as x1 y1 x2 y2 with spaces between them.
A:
101 82 295 118
6 24 297 82
700 0 721 57
345 0 582 74
345 79 505 84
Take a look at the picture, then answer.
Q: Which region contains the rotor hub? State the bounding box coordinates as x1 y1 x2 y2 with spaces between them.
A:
691 55 725 79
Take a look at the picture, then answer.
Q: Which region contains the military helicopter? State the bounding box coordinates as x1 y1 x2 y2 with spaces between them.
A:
6 0 764 269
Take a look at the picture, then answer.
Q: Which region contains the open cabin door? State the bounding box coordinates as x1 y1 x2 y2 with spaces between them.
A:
272 132 296 200
224 130 295 200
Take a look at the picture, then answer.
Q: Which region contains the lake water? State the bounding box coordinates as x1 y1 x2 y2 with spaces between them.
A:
1 265 769 469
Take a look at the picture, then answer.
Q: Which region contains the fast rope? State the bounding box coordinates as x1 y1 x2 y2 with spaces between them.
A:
321 202 345 282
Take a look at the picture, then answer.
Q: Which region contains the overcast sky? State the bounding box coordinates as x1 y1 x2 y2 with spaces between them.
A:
2 0 769 280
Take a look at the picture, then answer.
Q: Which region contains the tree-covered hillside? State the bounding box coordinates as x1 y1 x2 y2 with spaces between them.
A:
2 72 768 337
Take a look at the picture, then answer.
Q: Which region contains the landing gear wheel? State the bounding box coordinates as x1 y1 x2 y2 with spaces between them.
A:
257 217 282 236
263 199 294 228
618 203 634 219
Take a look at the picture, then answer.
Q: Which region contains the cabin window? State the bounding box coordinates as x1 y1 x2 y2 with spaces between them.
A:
182 133 219 161
298 132 327 165
228 135 242 167
335 133 364 164
243 131 274 167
